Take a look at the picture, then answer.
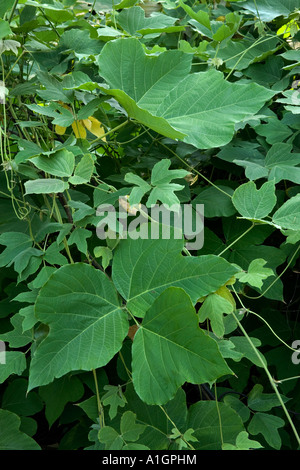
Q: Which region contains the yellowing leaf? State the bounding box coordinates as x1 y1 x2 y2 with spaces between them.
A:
82 118 92 131
215 285 236 309
72 120 86 139
88 116 106 140
277 20 299 38
55 125 67 135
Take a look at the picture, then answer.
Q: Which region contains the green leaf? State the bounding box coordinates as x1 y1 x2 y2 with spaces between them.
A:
223 431 263 450
117 6 180 35
187 401 244 450
69 154 95 185
125 173 151 205
132 287 232 404
36 71 73 104
240 0 299 21
24 178 69 195
112 227 240 317
31 149 75 178
102 385 127 420
0 351 26 384
232 180 276 220
120 410 146 442
255 118 293 144
248 412 285 449
124 384 187 449
97 38 274 149
235 259 274 289
0 409 40 450
198 293 234 338
0 232 32 270
247 384 289 412
179 0 211 30
59 28 103 56
94 246 113 270
28 263 129 390
68 228 92 254
2 378 43 417
98 410 146 450
0 313 32 347
39 375 85 427
0 19 12 40
272 194 300 229
0 0 15 17
229 336 266 368
217 34 279 71
98 426 123 450
192 186 235 218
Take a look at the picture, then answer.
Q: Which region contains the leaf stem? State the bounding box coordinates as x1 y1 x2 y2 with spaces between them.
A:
92 369 105 428
232 287 300 447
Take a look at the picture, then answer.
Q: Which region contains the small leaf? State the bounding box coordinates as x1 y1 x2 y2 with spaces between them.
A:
235 259 274 289
0 20 12 40
248 412 285 449
223 431 263 450
102 385 127 420
31 149 75 178
24 179 69 195
94 246 113 270
69 154 95 185
232 180 276 220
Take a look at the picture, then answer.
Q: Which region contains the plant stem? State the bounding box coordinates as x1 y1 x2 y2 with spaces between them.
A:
231 289 300 447
92 369 105 428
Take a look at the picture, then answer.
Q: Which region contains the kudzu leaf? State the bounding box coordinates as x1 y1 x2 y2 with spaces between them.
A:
0 409 40 450
222 431 263 450
28 263 128 390
187 401 244 450
235 258 274 289
272 194 300 230
0 352 26 384
30 149 75 178
248 412 285 449
232 180 276 220
132 287 232 404
112 226 240 317
24 178 69 195
97 38 274 149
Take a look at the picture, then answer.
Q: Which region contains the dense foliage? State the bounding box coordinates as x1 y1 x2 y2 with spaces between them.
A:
0 0 300 451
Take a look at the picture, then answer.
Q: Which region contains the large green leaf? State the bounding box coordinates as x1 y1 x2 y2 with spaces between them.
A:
112 227 240 317
39 375 85 426
0 409 40 450
132 287 232 404
28 263 128 390
187 401 244 450
97 38 274 149
240 0 299 21
272 194 300 230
